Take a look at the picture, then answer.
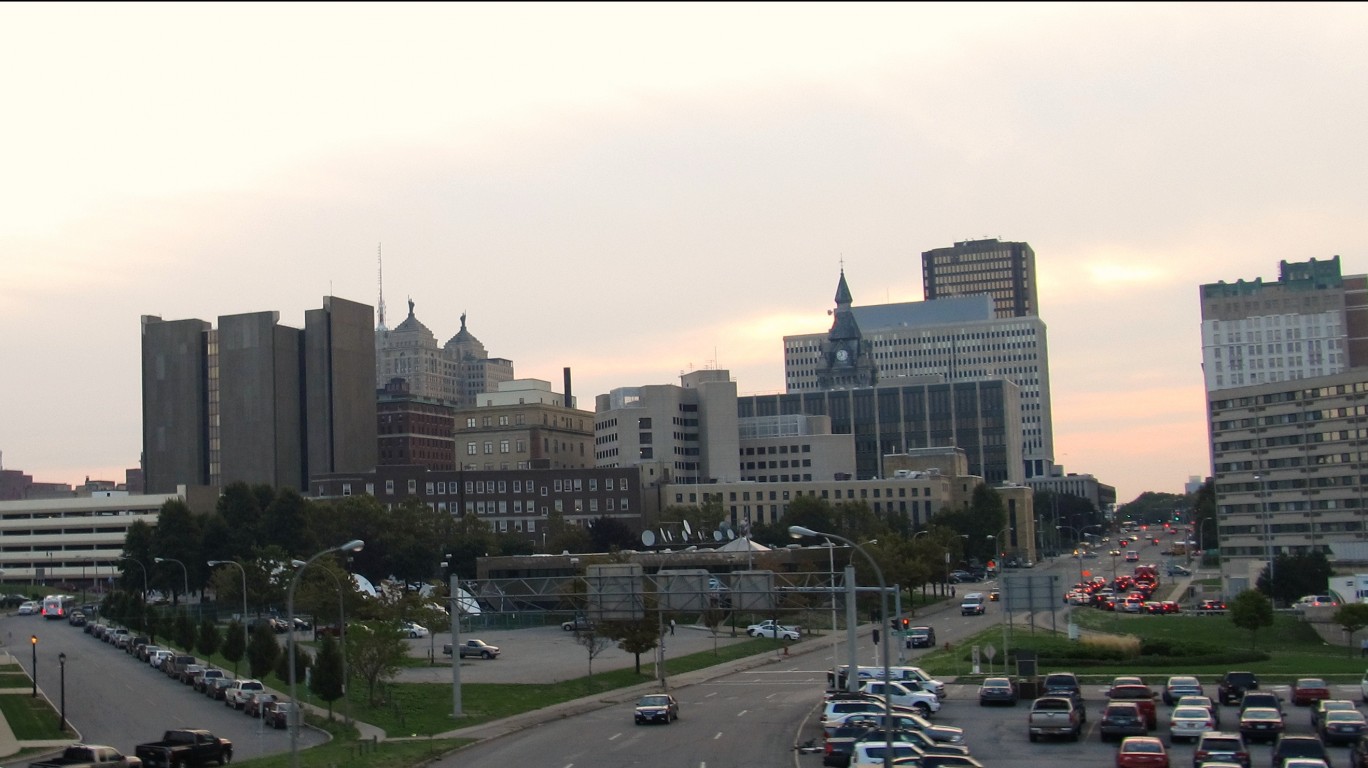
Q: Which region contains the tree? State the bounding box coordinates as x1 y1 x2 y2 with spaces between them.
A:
1333 604 1368 658
174 612 196 651
1229 589 1275 649
572 626 613 679
1258 552 1334 607
603 618 660 675
196 618 221 662
247 621 281 679
221 619 246 675
262 488 318 558
152 500 204 603
275 640 312 686
347 623 406 706
588 516 638 552
310 633 346 719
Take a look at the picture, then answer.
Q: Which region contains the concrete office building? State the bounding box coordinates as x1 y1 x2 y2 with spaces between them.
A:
1026 467 1117 516
737 414 857 483
142 296 377 493
375 301 514 409
922 238 1039 318
595 369 741 485
1200 256 1368 392
785 270 1048 479
457 378 595 471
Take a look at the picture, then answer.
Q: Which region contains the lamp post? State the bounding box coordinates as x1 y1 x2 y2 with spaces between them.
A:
117 556 148 602
291 558 352 726
208 560 250 650
1256 473 1275 596
988 527 1014 569
820 540 841 691
57 651 66 732
154 556 189 611
791 525 894 768
1056 524 1102 588
29 635 36 697
289 540 364 768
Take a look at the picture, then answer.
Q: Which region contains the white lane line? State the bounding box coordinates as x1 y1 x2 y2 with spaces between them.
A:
705 691 718 698
714 732 723 740
737 709 749 717
608 733 622 741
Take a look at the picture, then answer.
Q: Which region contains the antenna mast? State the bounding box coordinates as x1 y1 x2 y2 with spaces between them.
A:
376 243 387 331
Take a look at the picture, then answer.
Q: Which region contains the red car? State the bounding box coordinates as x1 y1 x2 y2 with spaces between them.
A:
1108 683 1159 729
1117 736 1169 768
1292 678 1331 707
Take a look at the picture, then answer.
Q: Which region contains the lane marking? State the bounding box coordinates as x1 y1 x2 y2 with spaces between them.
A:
714 732 723 740
608 733 622 741
737 709 749 717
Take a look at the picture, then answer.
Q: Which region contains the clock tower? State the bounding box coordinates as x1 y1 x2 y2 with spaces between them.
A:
816 269 878 389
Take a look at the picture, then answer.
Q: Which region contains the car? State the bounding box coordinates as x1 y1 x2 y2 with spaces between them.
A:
1293 679 1332 707
1102 702 1150 742
1349 731 1368 768
243 691 278 718
1117 736 1170 768
978 677 1017 706
1193 732 1252 768
1219 672 1260 705
400 621 429 639
1107 684 1159 729
1167 564 1193 577
1312 700 1358 730
561 615 594 632
1177 696 1223 728
442 639 501 659
988 589 1000 602
193 668 225 693
264 701 298 730
1165 676 1206 705
1242 691 1284 714
634 693 679 724
907 626 936 648
1321 710 1368 745
17 600 38 615
747 620 800 640
1271 735 1332 768
1294 596 1339 611
1170 705 1218 743
1197 599 1228 614
850 741 921 768
960 593 986 616
1238 706 1285 744
207 676 236 701
226 679 264 710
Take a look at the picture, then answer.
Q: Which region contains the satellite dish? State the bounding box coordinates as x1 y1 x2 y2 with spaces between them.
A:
726 529 736 540
683 520 693 536
663 529 673 542
719 520 731 532
642 530 657 547
713 531 723 542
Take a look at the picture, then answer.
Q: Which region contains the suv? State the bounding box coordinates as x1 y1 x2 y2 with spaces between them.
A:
226 679 265 710
1100 702 1148 741
1219 672 1260 705
960 593 986 616
907 626 936 648
1271 735 1332 768
1194 731 1252 768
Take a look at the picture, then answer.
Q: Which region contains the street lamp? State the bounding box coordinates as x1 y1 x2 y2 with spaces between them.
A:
1056 524 1102 587
154 556 189 609
289 540 364 768
988 527 1014 567
292 558 352 726
57 651 66 733
117 556 148 602
208 560 249 650
29 635 36 697
791 525 894 768
1255 473 1275 595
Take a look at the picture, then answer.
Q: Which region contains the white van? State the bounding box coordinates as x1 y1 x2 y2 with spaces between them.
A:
833 665 946 698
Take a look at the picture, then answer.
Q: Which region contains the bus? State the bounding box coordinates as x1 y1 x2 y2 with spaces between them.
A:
41 594 75 620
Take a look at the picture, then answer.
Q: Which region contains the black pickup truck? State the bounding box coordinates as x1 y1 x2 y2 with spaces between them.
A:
30 744 142 768
134 730 232 768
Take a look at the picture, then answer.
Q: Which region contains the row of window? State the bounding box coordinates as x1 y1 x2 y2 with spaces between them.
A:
340 475 632 497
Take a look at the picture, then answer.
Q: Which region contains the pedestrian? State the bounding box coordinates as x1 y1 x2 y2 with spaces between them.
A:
1360 636 1367 658
669 618 676 636
951 586 956 598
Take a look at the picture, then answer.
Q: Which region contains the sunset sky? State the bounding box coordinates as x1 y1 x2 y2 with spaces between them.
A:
4 3 1367 503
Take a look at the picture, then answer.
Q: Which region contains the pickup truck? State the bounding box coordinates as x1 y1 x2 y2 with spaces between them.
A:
1028 696 1083 742
858 680 941 717
442 639 500 659
31 744 143 768
134 731 232 768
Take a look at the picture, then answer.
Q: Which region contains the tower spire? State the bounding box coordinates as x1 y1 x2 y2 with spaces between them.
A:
376 243 388 332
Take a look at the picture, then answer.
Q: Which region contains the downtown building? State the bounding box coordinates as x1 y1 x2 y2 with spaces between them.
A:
141 296 378 494
374 300 514 410
922 238 1039 318
1201 256 1368 589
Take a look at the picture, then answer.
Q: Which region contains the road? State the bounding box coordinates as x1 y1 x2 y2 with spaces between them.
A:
0 613 327 759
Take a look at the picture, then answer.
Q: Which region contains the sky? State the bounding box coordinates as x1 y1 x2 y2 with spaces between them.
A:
4 2 1368 504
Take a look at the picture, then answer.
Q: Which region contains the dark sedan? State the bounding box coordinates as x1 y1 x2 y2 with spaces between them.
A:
978 677 1018 706
634 694 679 725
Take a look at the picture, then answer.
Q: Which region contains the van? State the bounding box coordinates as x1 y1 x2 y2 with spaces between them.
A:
960 593 986 616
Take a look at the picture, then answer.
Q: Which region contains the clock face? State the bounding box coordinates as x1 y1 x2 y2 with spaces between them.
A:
836 348 849 362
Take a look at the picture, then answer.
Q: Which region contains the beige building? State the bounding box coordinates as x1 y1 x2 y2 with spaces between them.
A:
455 379 595 471
595 369 741 484
375 300 514 408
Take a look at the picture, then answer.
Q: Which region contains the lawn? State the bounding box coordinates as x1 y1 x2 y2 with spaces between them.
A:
0 692 65 740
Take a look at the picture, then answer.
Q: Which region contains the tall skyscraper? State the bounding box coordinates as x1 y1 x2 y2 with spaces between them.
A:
922 238 1039 318
141 296 378 493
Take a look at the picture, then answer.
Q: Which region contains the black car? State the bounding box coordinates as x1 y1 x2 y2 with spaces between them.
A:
978 677 1018 706
1271 735 1332 768
1100 702 1148 742
1349 733 1368 768
634 694 679 725
908 626 936 648
1219 672 1260 705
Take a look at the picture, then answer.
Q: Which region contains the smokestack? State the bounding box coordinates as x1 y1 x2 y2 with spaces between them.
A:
563 367 572 408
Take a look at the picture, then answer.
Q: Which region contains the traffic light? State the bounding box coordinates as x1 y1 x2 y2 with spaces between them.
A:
901 617 910 629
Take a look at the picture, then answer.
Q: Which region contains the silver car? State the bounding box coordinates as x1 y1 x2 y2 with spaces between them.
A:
1169 705 1217 743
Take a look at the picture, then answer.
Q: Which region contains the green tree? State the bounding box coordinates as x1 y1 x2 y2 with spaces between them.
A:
572 625 613 679
1258 552 1334 607
1333 604 1368 658
347 623 406 706
309 633 346 719
174 612 196 651
262 488 318 558
603 618 660 674
1229 589 1275 649
196 618 221 662
221 620 246 676
247 621 280 678
274 640 312 686
151 500 204 603
589 516 638 552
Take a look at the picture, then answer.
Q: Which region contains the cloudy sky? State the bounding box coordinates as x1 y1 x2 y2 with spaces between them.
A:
4 3 1366 503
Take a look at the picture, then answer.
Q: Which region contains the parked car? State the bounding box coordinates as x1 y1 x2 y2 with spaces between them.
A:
400 621 429 639
1169 705 1218 743
1164 676 1205 705
1219 672 1260 705
1238 707 1285 743
1293 679 1332 707
1241 691 1284 714
134 730 233 768
1028 696 1084 742
1312 700 1357 730
207 676 235 701
634 693 679 724
192 668 224 692
442 639 500 659
1101 702 1150 742
1177 695 1223 728
978 677 1018 706
1193 731 1251 768
1271 735 1333 768
1117 736 1170 768
561 615 594 632
17 600 38 615
1294 595 1339 612
226 679 265 710
747 620 801 640
1321 710 1367 745
263 701 298 730
243 691 278 718
1107 683 1159 729
30 744 142 768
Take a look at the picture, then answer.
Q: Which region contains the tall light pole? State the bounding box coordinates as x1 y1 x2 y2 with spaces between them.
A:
208 560 249 650
57 651 66 732
1256 473 1275 597
154 556 189 611
117 556 148 602
821 540 840 690
289 540 364 768
29 635 36 697
988 527 1014 569
791 525 894 768
292 559 351 726
1056 524 1102 588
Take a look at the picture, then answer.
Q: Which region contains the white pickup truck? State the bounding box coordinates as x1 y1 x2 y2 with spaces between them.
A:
858 680 942 717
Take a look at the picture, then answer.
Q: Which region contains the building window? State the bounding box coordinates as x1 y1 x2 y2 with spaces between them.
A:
365 483 374 495
426 482 435 495
408 479 417 493
499 415 509 426
500 440 510 454
589 479 598 491
467 442 477 455
342 483 352 496
466 417 476 428
527 520 536 532
484 441 493 454
385 480 394 494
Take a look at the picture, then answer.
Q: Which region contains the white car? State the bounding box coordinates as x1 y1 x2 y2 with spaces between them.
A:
850 741 920 768
1169 705 1217 743
17 601 37 615
858 679 942 717
401 621 429 638
746 620 800 640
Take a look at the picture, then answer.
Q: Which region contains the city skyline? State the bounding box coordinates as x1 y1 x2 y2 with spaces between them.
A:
5 3 1368 502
